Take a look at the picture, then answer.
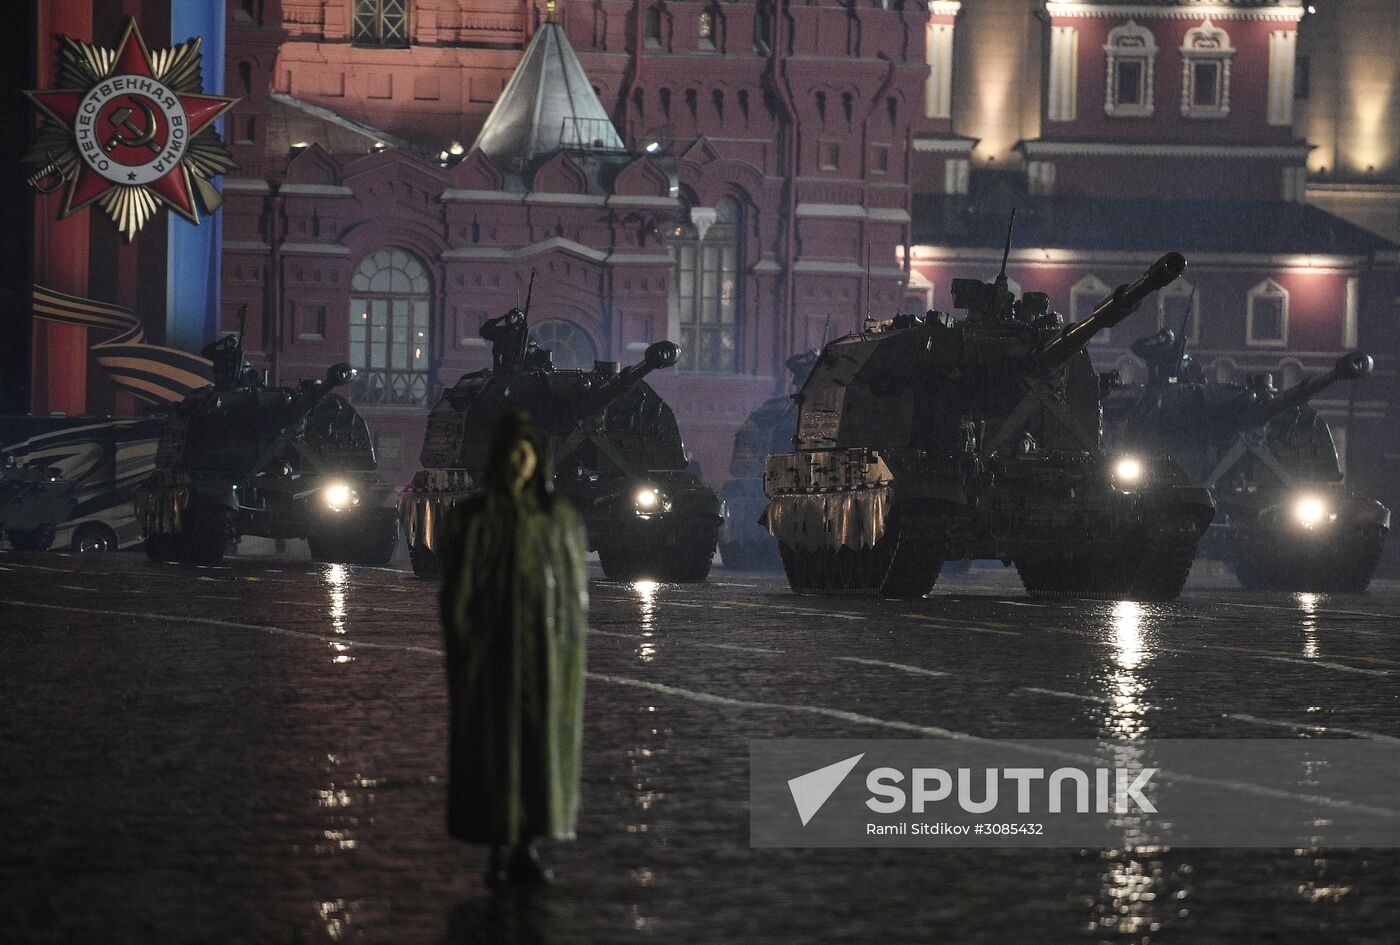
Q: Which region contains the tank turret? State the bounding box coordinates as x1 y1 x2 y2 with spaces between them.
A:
762 250 1215 601
0 458 78 551
134 354 397 566
401 298 720 582
1221 353 1373 432
1114 334 1388 592
569 341 680 420
1032 253 1187 371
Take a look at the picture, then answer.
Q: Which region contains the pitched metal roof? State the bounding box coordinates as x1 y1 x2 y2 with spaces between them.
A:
912 195 1398 257
470 21 625 168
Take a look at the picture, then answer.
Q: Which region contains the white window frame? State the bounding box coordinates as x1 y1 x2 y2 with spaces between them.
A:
1104 20 1156 118
1180 19 1234 119
925 22 955 120
1070 274 1112 343
1157 279 1200 344
1246 278 1289 348
1048 26 1078 122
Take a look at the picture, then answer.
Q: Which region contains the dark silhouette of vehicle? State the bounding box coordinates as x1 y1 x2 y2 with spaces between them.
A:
1109 329 1387 591
401 307 720 582
717 349 818 570
763 245 1214 600
135 318 397 565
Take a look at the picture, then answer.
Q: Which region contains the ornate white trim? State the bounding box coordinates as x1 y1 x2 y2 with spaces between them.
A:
1104 20 1156 117
1180 19 1235 119
1045 3 1305 23
927 1 962 17
912 135 978 153
1246 277 1289 347
1020 140 1313 159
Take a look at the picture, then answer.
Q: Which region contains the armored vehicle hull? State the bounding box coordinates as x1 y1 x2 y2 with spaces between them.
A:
1111 349 1388 591
401 341 721 582
0 462 78 551
764 254 1214 601
135 365 397 565
718 393 795 570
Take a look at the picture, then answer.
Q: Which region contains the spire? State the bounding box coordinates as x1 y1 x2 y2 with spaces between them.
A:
470 14 624 167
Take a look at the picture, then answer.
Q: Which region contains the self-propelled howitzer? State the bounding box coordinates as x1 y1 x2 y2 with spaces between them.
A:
1116 342 1387 591
762 253 1214 600
401 339 721 581
135 358 398 565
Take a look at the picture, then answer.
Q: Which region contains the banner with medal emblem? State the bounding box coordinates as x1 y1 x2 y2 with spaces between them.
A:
24 18 238 240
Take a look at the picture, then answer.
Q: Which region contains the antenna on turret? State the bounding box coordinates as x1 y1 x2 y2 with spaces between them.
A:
523 269 536 321
864 241 872 323
235 303 248 352
821 313 832 347
1173 284 1196 377
997 208 1017 287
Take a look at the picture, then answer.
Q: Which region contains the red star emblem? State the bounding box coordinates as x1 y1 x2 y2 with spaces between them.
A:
25 19 237 232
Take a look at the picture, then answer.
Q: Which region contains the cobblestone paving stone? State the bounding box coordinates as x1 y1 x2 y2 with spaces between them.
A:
1 551 1398 944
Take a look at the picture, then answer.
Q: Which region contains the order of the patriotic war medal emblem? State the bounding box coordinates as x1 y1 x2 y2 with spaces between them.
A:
24 19 239 239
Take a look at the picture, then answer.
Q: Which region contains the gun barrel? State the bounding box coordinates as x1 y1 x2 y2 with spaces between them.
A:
1034 253 1187 371
574 341 680 416
1236 352 1373 428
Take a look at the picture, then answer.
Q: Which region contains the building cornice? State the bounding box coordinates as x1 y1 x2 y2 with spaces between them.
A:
223 177 270 193
1020 140 1313 159
913 135 979 154
928 2 962 16
280 183 354 197
1044 3 1304 23
907 245 1377 270
280 242 351 257
441 189 527 204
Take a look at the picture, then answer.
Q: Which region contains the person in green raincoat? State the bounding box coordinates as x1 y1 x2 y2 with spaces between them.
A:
440 410 588 885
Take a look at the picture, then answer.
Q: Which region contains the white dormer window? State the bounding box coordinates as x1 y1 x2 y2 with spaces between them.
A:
1246 279 1289 347
1104 20 1156 118
1180 19 1234 119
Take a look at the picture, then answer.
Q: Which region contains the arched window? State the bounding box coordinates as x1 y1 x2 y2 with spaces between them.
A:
532 319 598 370
349 248 432 405
698 6 718 50
1157 279 1200 343
1069 274 1112 343
1103 20 1156 117
672 196 741 373
644 7 661 47
1247 278 1288 347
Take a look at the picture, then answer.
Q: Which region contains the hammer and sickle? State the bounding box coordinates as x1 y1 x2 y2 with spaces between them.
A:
103 99 161 154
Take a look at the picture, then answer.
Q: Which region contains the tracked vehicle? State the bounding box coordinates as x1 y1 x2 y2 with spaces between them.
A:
401 305 720 581
1114 330 1387 591
763 248 1215 600
717 350 819 570
135 315 397 565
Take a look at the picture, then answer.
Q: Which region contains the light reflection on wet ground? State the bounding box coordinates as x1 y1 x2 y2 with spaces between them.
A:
0 552 1398 943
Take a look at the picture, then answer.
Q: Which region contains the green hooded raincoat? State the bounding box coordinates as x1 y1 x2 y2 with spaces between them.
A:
440 421 588 846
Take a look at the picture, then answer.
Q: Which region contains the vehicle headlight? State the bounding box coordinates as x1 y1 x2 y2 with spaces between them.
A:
1113 455 1144 486
633 486 671 517
323 480 359 511
1294 494 1330 528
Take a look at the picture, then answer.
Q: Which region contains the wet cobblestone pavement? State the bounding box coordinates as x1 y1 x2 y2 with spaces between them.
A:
2 550 1399 944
